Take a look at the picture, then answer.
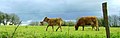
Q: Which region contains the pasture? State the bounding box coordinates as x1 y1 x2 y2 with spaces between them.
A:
0 25 120 38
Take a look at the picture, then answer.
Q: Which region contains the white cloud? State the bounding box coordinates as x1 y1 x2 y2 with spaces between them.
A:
64 20 76 22
21 20 33 25
27 20 32 23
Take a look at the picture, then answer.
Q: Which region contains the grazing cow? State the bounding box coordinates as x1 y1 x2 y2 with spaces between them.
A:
40 17 63 32
75 16 99 31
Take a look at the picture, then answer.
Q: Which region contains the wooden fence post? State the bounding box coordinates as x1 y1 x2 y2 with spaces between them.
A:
102 2 110 38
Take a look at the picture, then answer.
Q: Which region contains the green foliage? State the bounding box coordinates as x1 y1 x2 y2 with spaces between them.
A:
108 15 120 27
0 11 20 25
97 17 105 27
0 26 120 38
9 13 20 25
62 21 75 26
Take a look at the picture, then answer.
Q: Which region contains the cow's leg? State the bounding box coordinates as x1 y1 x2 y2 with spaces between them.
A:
92 25 95 30
98 26 99 31
95 23 99 31
82 26 84 31
46 25 49 31
95 26 97 31
95 26 99 31
56 26 59 31
59 26 62 32
56 26 62 32
96 19 99 31
97 24 99 31
52 26 54 31
96 26 99 31
59 22 62 32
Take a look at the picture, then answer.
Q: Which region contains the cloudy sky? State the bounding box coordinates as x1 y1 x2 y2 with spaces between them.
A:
0 0 120 24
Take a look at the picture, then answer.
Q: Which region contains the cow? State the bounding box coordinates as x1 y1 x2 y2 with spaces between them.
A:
40 17 63 32
75 16 99 31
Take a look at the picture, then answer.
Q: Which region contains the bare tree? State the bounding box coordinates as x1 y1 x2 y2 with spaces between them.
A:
109 15 119 27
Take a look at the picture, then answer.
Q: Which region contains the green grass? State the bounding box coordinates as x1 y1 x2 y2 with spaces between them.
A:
0 25 120 38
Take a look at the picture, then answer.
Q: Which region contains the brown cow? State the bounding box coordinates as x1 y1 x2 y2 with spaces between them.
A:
75 16 99 31
40 17 63 32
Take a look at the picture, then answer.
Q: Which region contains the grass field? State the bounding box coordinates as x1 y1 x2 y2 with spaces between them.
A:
0 25 120 38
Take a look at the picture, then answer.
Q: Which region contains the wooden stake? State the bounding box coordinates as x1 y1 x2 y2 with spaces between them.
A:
102 2 110 38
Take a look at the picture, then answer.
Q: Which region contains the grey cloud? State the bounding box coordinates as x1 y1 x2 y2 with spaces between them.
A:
0 0 119 21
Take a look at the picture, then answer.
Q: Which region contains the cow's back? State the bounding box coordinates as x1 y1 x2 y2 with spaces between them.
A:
47 18 63 25
77 16 98 26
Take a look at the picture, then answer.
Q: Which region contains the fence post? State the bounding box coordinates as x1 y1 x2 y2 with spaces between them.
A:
102 2 110 38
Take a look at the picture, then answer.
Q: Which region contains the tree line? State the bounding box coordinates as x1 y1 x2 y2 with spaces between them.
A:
0 11 20 25
98 15 120 27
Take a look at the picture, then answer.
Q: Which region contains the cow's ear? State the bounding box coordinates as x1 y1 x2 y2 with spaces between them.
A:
45 17 47 19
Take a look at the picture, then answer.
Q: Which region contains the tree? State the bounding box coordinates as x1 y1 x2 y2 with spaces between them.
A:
98 17 104 27
0 11 20 25
67 21 75 26
9 13 20 25
62 21 75 26
0 11 6 25
4 13 11 25
108 15 120 27
98 15 120 27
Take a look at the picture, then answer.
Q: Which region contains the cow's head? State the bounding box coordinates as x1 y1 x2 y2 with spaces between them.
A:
40 21 44 25
43 17 49 22
75 25 79 30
